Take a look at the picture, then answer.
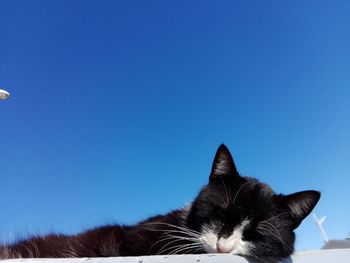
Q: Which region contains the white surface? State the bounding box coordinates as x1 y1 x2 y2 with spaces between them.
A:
1 249 350 263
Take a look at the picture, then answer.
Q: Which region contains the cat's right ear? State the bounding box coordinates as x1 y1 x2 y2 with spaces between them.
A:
210 144 239 181
282 190 321 228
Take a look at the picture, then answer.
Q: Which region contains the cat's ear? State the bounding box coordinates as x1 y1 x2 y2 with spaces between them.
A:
282 190 321 228
210 144 239 181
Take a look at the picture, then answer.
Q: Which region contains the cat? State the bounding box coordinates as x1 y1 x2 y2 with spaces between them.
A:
0 144 320 261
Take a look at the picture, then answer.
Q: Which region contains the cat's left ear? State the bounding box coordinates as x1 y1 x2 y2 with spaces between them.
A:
210 144 239 181
282 190 321 228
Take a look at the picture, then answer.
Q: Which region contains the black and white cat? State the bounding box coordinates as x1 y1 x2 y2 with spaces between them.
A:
0 144 320 260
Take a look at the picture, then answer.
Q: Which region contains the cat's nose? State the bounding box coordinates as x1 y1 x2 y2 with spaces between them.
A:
217 244 231 253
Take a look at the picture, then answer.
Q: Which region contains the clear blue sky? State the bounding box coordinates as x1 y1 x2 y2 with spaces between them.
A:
0 0 349 252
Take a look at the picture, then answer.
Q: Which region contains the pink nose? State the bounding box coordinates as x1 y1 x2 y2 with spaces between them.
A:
217 244 231 253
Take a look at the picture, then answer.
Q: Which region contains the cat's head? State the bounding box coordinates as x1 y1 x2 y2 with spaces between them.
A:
186 144 320 259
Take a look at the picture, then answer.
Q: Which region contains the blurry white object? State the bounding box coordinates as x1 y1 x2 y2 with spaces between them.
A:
0 89 10 100
313 213 329 243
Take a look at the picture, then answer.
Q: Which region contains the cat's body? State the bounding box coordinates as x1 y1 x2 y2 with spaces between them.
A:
0 145 320 261
0 209 190 258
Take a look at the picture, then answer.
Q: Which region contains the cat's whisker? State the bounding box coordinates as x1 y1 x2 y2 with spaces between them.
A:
165 234 199 242
185 245 204 253
141 226 200 239
165 229 200 237
149 235 177 252
219 177 230 207
169 243 204 255
154 229 200 239
216 193 229 208
155 233 201 255
259 223 283 242
156 238 185 255
247 245 258 258
231 182 248 208
259 222 283 241
260 212 290 223
159 223 201 236
141 222 201 236
257 226 286 247
151 232 199 253
161 242 203 255
157 242 184 255
155 235 202 255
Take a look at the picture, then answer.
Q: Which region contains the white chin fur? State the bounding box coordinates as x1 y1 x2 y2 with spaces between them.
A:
199 228 218 253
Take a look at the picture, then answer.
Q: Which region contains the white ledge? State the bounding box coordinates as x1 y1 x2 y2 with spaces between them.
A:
1 249 350 263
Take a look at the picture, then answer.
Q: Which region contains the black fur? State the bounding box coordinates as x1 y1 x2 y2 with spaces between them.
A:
0 144 320 260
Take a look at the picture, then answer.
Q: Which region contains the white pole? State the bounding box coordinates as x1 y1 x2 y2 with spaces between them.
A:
0 89 11 100
313 213 329 243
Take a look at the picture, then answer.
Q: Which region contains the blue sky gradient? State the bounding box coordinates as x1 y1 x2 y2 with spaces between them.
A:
1 1 349 251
